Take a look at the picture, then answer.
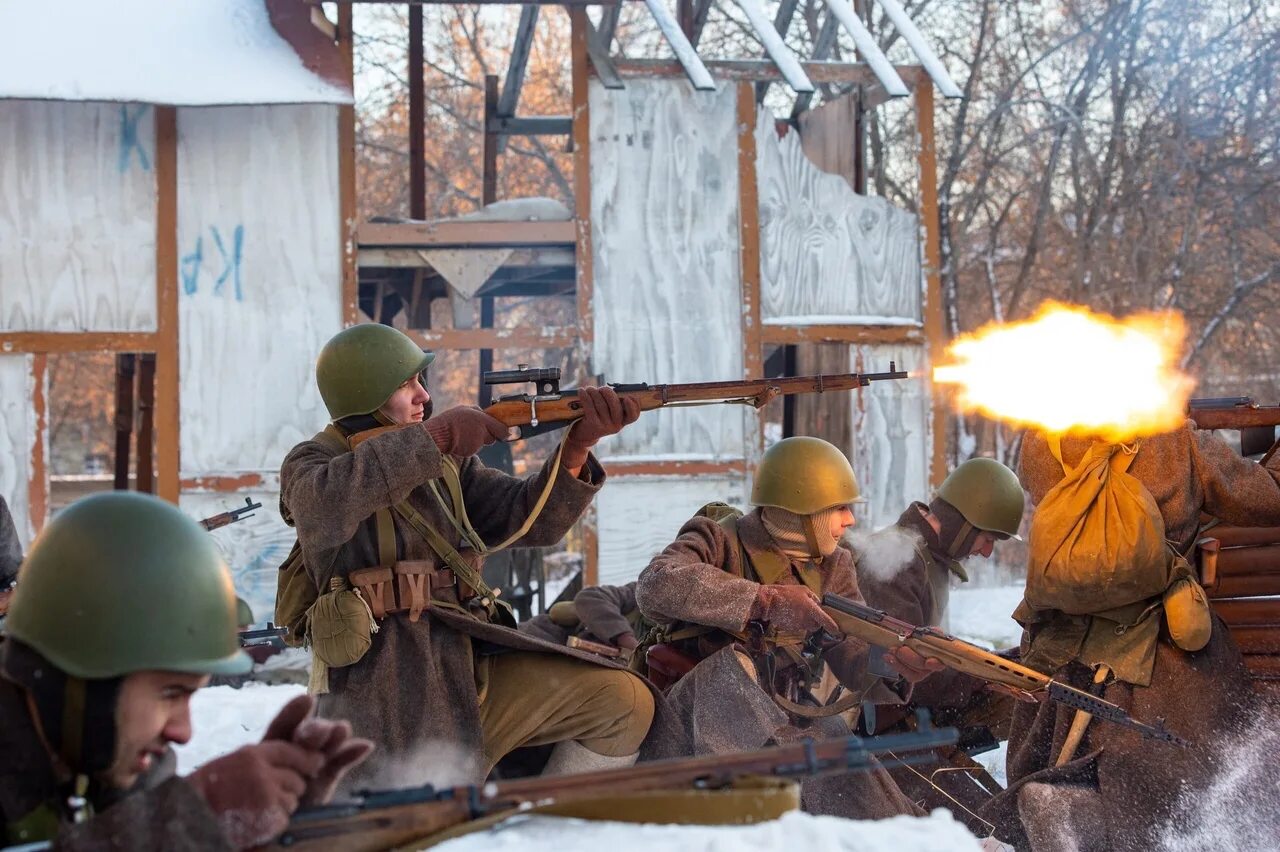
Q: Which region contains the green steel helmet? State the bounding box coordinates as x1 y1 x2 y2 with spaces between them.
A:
5 492 251 679
235 596 255 628
936 457 1026 540
751 436 866 515
316 324 435 421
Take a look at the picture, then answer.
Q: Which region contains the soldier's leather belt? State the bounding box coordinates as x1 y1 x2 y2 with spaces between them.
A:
349 562 461 623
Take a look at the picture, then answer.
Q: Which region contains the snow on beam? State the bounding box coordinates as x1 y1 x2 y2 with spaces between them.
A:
643 0 718 91
870 0 963 98
734 0 814 94
824 0 910 99
0 0 351 105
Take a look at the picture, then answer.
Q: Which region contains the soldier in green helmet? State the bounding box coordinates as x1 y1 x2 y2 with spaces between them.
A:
852 457 1026 833
0 492 372 850
634 436 941 819
279 323 658 787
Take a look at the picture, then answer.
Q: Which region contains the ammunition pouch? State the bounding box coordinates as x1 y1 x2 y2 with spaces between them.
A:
644 643 699 691
349 562 462 623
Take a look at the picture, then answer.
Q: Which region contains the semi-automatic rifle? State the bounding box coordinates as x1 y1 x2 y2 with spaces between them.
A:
262 722 957 852
199 497 263 532
821 593 1188 747
480 363 910 437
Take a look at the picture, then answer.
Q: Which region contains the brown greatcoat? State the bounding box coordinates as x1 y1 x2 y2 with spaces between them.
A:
635 509 920 820
981 422 1280 851
520 582 641 647
281 423 678 788
0 673 231 851
856 504 1011 833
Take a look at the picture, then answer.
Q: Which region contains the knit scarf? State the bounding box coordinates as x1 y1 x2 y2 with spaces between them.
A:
760 506 843 561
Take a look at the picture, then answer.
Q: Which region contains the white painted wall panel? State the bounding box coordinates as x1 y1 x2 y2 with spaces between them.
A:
595 475 749 587
589 79 747 461
756 113 922 325
181 491 294 627
849 344 931 531
177 105 341 476
0 355 38 547
0 101 157 332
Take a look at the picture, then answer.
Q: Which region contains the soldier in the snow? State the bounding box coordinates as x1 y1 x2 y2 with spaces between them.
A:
634 436 941 819
854 457 1026 831
981 422 1280 851
278 324 662 787
0 492 372 851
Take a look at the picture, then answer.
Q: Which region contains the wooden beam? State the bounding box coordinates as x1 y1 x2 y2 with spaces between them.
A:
341 0 613 4
597 2 621 47
570 6 599 588
358 245 574 269
790 12 840 118
338 1 359 324
409 4 426 219
737 83 763 383
761 324 924 345
498 5 540 119
614 58 922 88
752 0 803 102
642 0 716 90
29 354 47 535
604 459 750 477
689 0 714 46
136 353 156 494
0 332 159 353
113 354 136 490
357 220 576 247
154 106 180 504
584 17 625 90
402 326 578 350
483 74 500 205
487 115 573 136
916 81 947 489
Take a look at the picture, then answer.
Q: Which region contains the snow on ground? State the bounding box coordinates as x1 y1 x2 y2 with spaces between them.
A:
176 587 1030 847
433 810 982 852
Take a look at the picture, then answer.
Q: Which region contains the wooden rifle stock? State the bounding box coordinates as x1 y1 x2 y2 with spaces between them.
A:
1187 397 1280 431
821 594 1188 747
482 368 910 434
262 725 957 852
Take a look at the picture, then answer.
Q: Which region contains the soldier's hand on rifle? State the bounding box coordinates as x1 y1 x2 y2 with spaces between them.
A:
260 695 375 806
752 584 840 636
426 406 511 457
187 740 324 849
883 646 945 685
562 386 642 473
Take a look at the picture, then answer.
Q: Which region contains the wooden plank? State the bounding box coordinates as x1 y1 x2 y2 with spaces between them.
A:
584 17 625 90
113 354 136 490
1208 575 1280 599
737 0 810 97
154 106 180 504
916 82 947 490
798 90 859 188
1215 545 1280 576
737 83 763 383
29 354 47 536
0 102 158 333
498 5 540 118
1209 527 1280 548
762 324 923 344
605 459 749 476
359 246 574 269
791 12 841 118
0 355 39 545
1213 597 1280 626
1230 626 1280 655
1243 655 1280 679
642 0 716 90
0 332 159 353
614 58 920 87
483 74 500 205
136 353 156 493
358 220 576 248
409 4 426 219
571 7 598 588
339 1 359 324
403 326 578 351
755 113 922 324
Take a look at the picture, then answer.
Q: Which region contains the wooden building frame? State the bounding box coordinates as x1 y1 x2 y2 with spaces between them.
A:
340 0 954 584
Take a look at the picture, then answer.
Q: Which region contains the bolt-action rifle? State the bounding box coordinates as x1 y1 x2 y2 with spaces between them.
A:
239 623 288 650
199 497 263 532
1187 397 1280 458
480 363 910 438
262 722 957 852
821 593 1189 747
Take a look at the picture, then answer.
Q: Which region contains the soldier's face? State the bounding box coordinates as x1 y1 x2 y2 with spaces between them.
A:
827 506 856 538
105 670 209 789
969 531 998 559
379 375 431 424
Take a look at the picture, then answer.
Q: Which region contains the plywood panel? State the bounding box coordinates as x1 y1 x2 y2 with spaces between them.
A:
756 112 921 325
177 105 342 476
0 355 39 547
849 343 931 531
181 491 293 627
0 101 157 332
798 91 858 188
595 475 749 586
589 79 747 461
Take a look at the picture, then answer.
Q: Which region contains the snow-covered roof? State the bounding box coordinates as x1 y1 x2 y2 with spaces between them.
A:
0 0 352 106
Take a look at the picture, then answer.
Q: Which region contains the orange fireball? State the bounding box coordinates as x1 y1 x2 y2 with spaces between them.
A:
932 302 1195 442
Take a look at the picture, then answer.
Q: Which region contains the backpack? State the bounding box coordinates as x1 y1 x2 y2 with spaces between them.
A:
1025 438 1176 615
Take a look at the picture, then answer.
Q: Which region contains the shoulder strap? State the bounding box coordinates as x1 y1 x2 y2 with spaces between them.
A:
720 515 796 587
315 424 349 455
